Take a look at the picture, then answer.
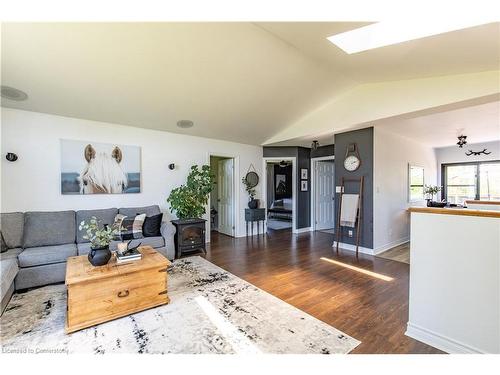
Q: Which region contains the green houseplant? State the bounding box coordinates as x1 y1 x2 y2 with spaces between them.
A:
167 165 215 219
79 216 121 266
242 176 258 209
424 185 442 207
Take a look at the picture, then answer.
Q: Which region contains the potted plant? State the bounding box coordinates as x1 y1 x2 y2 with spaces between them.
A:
242 176 258 209
167 165 215 220
424 185 442 207
79 216 120 266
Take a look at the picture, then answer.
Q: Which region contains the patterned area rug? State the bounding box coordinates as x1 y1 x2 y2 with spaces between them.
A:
1 256 360 354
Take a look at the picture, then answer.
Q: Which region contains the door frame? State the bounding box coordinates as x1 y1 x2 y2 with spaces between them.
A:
262 157 297 233
310 156 335 232
206 152 240 243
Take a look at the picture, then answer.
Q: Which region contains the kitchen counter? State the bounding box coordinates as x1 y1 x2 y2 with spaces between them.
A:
406 207 500 353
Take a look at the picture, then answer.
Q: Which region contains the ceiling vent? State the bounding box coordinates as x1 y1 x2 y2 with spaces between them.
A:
1 86 28 101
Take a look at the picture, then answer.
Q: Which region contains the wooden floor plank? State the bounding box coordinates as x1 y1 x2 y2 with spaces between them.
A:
201 229 442 354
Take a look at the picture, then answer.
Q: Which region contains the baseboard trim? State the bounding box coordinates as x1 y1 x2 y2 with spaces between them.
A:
373 237 409 255
332 241 374 255
405 322 485 354
294 227 312 234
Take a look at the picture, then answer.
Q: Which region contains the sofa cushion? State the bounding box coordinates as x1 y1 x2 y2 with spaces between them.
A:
15 262 66 290
119 205 161 218
23 211 76 248
1 232 6 253
0 248 22 261
18 244 77 268
76 208 118 243
1 258 18 301
77 237 165 256
1 212 24 249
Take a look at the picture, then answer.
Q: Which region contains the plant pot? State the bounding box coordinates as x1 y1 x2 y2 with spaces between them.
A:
248 199 259 209
88 245 112 266
426 199 432 207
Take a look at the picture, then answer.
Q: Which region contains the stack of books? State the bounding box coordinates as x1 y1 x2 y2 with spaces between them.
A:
116 248 142 263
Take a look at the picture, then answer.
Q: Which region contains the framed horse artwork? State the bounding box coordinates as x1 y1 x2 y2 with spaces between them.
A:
60 139 141 194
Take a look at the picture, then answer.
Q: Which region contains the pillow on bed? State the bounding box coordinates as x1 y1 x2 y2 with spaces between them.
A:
271 200 284 208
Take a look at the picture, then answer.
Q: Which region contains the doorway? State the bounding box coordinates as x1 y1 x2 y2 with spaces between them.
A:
209 155 236 237
262 157 296 233
311 157 335 232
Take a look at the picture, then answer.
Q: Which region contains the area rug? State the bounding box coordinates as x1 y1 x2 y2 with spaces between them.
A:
0 256 360 354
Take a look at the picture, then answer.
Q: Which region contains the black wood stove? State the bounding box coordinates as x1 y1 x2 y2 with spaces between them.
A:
171 219 206 258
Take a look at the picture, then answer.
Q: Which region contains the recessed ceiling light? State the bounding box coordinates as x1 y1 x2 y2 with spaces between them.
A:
1 86 28 101
177 120 194 129
327 20 494 54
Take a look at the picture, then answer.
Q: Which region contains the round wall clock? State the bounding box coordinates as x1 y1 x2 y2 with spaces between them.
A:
344 143 361 172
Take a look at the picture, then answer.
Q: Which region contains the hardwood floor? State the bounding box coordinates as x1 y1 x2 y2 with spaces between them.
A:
376 243 410 264
201 229 442 354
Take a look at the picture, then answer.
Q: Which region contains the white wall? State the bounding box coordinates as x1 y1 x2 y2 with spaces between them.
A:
435 140 500 194
373 127 437 252
1 108 263 238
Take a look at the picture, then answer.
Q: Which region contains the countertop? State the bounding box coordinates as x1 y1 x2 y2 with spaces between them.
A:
408 206 500 219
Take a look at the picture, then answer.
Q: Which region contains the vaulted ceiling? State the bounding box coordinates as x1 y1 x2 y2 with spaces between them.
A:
2 22 499 145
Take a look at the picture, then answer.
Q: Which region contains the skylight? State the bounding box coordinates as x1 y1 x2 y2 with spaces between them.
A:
327 20 495 54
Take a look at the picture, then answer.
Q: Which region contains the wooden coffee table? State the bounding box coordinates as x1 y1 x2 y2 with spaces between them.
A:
65 246 171 333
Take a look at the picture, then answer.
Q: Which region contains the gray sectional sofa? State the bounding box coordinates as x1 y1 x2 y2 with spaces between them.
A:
0 205 175 314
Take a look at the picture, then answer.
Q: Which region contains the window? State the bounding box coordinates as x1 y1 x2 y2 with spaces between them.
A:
408 165 425 202
442 161 500 204
480 163 500 200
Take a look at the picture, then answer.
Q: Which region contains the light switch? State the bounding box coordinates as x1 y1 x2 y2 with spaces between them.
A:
336 186 343 193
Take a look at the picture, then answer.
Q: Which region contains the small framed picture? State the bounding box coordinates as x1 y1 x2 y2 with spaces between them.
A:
301 180 308 191
301 168 308 180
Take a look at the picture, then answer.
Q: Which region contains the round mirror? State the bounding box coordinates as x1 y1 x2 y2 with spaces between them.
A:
245 171 259 188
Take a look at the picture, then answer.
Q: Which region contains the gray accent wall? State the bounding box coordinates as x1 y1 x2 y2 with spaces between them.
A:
334 127 374 249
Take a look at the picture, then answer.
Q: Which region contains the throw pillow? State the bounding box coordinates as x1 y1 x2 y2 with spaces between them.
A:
114 213 146 240
142 213 163 237
0 232 7 253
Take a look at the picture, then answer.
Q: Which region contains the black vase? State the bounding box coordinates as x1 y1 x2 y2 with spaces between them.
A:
248 199 259 209
88 245 112 266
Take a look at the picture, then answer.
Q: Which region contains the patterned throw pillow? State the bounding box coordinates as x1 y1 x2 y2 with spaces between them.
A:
114 214 146 240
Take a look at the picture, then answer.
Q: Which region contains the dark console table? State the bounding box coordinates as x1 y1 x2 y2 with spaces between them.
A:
245 208 266 236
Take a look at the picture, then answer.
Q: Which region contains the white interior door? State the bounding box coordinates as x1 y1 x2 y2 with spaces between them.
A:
217 159 234 236
315 160 335 230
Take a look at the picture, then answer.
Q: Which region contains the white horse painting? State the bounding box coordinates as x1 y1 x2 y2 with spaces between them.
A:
79 144 128 194
61 139 141 195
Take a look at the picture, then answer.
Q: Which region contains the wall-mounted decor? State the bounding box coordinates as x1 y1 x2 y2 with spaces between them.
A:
5 152 18 162
301 168 308 180
301 180 308 192
61 139 141 194
276 174 287 195
465 149 491 156
343 143 361 172
456 135 467 148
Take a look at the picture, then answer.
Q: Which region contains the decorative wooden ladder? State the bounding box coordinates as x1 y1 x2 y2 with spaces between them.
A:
335 176 364 256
